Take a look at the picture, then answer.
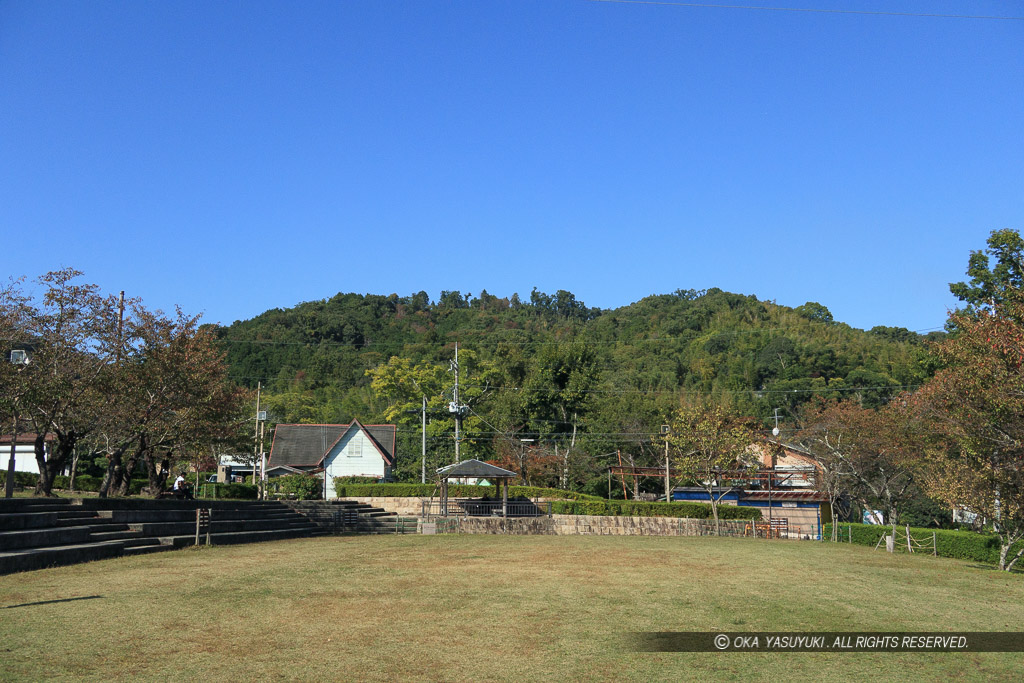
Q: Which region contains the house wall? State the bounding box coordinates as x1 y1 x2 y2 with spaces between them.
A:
1 445 40 475
323 430 387 482
672 490 822 538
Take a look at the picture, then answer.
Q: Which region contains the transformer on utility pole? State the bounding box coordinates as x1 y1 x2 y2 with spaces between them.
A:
448 342 469 462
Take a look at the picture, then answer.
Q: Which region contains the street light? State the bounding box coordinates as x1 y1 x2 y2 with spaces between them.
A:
519 438 535 482
5 349 30 498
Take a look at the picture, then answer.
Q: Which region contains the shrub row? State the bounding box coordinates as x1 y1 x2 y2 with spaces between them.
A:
274 473 322 500
13 471 256 499
823 522 1019 565
334 476 380 485
551 500 762 520
204 483 258 500
333 482 601 501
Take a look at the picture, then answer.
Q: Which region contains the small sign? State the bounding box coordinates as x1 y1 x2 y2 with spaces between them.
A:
257 411 267 421
863 510 885 525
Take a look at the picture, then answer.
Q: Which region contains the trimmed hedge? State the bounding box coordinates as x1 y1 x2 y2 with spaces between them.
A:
335 476 380 485
333 482 602 501
823 522 1020 565
551 500 762 520
14 471 256 499
276 473 322 500
206 483 258 500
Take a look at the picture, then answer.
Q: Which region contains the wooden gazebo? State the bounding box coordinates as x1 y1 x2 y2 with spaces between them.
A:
436 459 518 518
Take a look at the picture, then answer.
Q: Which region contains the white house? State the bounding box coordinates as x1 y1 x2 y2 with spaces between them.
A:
266 421 396 493
0 433 54 475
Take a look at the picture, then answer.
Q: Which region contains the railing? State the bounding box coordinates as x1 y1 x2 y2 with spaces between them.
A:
421 499 552 518
743 518 806 539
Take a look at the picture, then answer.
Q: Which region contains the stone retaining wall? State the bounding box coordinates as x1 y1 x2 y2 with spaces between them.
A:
451 514 756 537
341 496 425 516
335 497 764 538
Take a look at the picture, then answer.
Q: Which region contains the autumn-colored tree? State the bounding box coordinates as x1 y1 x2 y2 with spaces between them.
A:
665 401 755 535
794 399 916 526
914 294 1024 571
0 270 121 496
98 306 248 497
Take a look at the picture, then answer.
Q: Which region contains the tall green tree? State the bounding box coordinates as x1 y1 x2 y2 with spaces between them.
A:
665 401 755 535
949 228 1024 320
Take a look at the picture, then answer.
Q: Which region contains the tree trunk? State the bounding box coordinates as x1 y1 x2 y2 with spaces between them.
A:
116 438 144 497
143 446 170 498
708 486 721 536
999 531 1024 571
69 447 79 492
99 451 120 498
35 432 75 497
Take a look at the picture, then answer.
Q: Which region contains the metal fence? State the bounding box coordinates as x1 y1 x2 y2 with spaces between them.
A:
421 499 552 518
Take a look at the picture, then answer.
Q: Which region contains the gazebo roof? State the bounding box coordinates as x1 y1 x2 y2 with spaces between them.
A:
436 459 518 480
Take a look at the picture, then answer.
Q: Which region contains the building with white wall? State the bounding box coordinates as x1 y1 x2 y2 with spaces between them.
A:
0 433 54 475
266 421 396 491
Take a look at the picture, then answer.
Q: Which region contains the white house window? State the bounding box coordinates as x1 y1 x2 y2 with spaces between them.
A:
347 439 363 458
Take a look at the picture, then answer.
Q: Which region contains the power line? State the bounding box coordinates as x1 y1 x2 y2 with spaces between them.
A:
237 373 918 396
457 382 920 396
212 322 946 348
586 0 1024 21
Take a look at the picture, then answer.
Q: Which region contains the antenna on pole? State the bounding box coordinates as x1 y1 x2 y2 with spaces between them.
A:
448 342 468 462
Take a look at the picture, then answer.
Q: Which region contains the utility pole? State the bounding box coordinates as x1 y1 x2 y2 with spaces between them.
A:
421 395 427 484
662 424 671 503
665 440 670 502
769 408 781 529
448 342 468 463
253 382 261 497
5 352 29 498
116 290 125 363
4 414 17 499
258 419 266 499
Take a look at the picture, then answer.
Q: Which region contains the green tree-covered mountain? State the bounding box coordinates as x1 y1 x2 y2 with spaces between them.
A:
213 287 939 491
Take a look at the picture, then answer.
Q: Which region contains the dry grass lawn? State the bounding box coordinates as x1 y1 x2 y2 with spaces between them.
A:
1 535 1022 681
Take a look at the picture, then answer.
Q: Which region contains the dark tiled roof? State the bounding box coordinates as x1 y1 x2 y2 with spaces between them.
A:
437 459 518 480
268 422 396 468
0 433 54 444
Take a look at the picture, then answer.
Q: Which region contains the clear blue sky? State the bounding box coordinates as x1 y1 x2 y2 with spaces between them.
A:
2 1 1021 333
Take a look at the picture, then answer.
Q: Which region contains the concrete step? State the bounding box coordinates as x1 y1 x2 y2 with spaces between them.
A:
56 510 104 520
0 512 60 531
127 519 314 536
99 509 304 523
55 514 129 528
0 498 72 512
161 526 319 548
0 503 74 515
0 525 96 550
0 539 126 575
75 499 290 513
88 529 144 543
122 543 177 557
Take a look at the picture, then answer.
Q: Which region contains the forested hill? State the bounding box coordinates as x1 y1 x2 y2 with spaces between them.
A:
213 287 940 485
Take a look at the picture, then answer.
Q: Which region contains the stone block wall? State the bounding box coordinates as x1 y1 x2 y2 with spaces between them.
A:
441 514 756 538
333 496 764 538
341 496 425 516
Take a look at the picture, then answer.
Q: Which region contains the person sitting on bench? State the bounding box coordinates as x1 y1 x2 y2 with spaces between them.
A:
172 473 193 500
